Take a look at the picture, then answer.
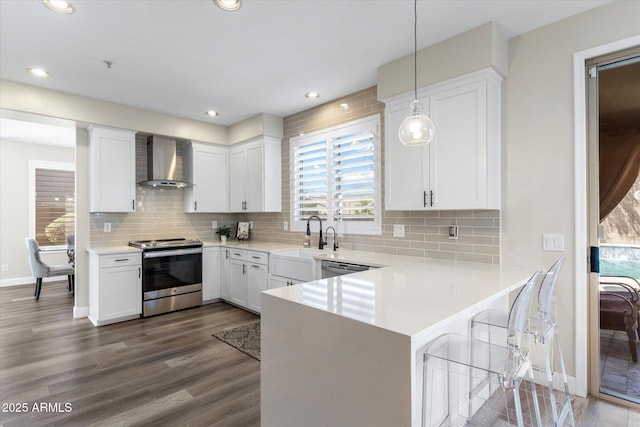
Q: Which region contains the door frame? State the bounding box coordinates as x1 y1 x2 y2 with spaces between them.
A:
573 34 640 399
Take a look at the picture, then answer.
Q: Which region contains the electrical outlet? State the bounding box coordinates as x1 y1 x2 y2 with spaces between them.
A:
448 225 459 240
1 264 8 272
542 234 564 251
104 222 111 232
249 221 254 229
212 221 218 229
284 221 288 231
393 224 405 238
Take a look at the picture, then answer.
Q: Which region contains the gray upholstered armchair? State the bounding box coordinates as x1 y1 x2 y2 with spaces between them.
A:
25 238 75 301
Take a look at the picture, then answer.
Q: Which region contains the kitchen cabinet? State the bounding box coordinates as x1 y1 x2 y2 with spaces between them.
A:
268 275 303 290
226 248 269 313
202 247 220 303
184 142 228 213
88 251 141 326
220 247 231 300
229 136 281 212
384 68 502 210
88 125 137 213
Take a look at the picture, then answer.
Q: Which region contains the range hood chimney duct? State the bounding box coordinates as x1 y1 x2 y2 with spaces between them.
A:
139 135 192 188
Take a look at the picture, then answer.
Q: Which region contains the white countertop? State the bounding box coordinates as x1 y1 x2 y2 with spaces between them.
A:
264 258 533 337
86 246 141 255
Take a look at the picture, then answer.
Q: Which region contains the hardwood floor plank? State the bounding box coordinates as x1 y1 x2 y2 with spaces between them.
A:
0 281 260 426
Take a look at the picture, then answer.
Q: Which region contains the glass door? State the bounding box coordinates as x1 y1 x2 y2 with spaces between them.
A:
587 49 640 406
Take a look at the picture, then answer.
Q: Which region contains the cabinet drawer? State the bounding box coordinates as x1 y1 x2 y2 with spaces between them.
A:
247 251 268 265
229 249 247 261
100 253 141 268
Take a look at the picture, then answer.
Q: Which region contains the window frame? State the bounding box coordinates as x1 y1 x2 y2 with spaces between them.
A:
289 114 382 235
28 160 75 249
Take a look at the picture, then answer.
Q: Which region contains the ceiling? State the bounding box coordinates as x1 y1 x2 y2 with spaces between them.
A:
0 0 611 132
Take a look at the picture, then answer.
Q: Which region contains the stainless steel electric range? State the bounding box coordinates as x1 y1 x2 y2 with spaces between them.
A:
128 238 203 317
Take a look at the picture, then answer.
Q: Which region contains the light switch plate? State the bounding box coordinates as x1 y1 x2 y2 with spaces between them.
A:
104 222 111 233
249 221 254 229
542 233 564 251
212 221 218 229
448 225 459 240
393 224 405 238
284 221 288 231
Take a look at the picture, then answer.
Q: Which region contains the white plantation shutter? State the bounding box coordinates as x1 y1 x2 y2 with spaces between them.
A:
291 115 381 234
35 168 75 245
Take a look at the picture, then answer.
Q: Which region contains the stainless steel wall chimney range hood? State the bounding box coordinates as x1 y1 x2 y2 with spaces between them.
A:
139 135 192 188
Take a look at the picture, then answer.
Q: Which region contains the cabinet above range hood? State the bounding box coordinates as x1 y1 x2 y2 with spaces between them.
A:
138 135 193 188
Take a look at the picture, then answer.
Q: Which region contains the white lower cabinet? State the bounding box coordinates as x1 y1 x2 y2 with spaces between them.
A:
268 275 303 290
247 263 268 312
89 252 142 326
225 248 269 313
220 247 231 300
202 247 220 303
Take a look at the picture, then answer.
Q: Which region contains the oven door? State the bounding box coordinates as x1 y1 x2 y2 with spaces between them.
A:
142 248 202 295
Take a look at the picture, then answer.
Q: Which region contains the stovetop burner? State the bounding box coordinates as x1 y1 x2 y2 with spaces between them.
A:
128 238 202 250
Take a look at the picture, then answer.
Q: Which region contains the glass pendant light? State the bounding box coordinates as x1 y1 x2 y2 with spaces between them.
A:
398 0 435 146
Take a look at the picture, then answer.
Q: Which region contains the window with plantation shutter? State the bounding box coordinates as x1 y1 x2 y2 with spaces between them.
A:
30 161 75 247
291 114 381 235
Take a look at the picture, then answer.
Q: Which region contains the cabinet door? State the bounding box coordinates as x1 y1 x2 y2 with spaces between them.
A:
89 126 136 213
268 275 302 290
429 82 487 209
219 248 231 300
202 248 220 302
247 263 268 312
98 265 141 320
229 259 248 307
186 143 228 213
384 101 430 210
245 140 264 212
229 147 247 212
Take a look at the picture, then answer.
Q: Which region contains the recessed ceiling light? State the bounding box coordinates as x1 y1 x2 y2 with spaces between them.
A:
214 0 240 11
27 67 51 78
340 103 349 109
305 92 320 99
41 0 75 14
206 110 219 117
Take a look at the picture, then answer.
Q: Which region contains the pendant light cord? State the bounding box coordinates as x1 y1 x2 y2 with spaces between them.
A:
414 0 418 100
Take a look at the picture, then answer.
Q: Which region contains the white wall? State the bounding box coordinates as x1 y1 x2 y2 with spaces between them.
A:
503 0 640 377
0 140 74 283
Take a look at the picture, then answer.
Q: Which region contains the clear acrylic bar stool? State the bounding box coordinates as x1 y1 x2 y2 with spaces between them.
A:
470 257 575 426
422 270 543 427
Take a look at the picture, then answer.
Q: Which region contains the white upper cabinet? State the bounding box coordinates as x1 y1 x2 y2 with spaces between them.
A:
384 68 502 211
184 142 228 213
229 136 281 213
88 125 136 213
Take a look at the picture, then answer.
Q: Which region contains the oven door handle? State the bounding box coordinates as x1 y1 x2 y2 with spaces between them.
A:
143 248 203 258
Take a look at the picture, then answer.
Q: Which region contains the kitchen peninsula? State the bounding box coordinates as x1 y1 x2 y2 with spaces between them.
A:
260 256 534 427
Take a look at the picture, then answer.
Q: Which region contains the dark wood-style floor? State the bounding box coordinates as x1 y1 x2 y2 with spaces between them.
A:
0 281 260 427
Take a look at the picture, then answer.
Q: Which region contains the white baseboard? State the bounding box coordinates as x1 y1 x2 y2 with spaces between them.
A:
532 367 578 396
0 276 64 287
74 306 89 318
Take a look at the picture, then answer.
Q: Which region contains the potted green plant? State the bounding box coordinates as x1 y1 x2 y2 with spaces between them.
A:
216 225 231 242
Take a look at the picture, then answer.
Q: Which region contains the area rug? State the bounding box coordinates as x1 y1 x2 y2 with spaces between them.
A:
212 321 261 361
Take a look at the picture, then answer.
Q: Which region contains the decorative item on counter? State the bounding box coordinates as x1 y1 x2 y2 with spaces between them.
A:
216 225 231 242
237 222 250 241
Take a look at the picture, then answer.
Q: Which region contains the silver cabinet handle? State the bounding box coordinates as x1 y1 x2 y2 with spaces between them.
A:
138 267 141 278
242 264 246 274
194 201 198 211
115 258 129 262
251 264 260 269
132 199 135 210
225 249 229 259
251 255 260 259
